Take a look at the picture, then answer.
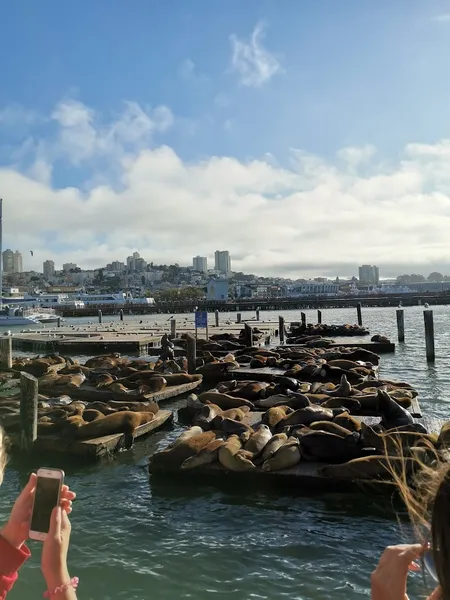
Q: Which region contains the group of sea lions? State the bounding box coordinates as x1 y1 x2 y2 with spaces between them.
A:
288 323 370 340
150 371 448 481
3 352 203 445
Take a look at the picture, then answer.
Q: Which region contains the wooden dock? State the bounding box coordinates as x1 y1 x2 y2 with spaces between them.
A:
150 413 441 491
30 409 173 460
39 379 202 404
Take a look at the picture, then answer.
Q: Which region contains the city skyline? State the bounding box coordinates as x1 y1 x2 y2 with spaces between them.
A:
2 3 450 278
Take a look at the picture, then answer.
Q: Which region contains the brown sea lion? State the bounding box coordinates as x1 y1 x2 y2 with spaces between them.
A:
67 373 87 389
255 433 289 465
157 373 202 386
262 406 293 429
324 374 352 397
210 416 254 440
319 455 420 480
199 391 254 410
218 436 256 471
321 397 361 411
308 421 353 437
262 440 301 471
277 406 343 429
96 374 116 388
229 382 271 401
327 359 362 371
74 411 153 440
180 438 225 469
150 430 217 471
378 390 413 429
220 407 250 421
243 424 272 454
82 409 105 423
333 412 362 432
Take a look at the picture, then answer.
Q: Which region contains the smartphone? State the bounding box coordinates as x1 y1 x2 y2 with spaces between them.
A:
29 468 65 541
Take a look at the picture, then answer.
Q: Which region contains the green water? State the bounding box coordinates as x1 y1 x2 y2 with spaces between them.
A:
1 306 447 599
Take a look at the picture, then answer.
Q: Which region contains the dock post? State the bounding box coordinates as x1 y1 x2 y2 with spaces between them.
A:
20 372 38 450
279 316 285 344
215 310 219 327
170 319 176 338
0 337 12 370
186 334 197 374
301 312 306 327
57 317 61 328
244 323 253 347
98 309 103 324
396 309 405 342
237 313 242 324
357 303 362 326
424 310 435 362
317 310 322 324
256 309 260 321
119 309 124 322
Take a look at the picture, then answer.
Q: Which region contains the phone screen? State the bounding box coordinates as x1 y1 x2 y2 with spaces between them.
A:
30 476 61 534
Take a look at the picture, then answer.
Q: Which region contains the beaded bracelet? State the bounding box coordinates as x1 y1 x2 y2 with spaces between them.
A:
43 576 79 598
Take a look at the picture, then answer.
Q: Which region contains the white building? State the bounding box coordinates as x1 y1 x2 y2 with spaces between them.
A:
288 282 340 297
193 256 207 272
359 265 379 284
214 250 231 275
3 249 22 273
43 260 55 278
63 263 78 272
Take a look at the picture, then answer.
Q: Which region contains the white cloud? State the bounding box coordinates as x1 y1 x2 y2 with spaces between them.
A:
0 104 41 127
337 145 376 168
229 21 283 87
431 14 450 22
3 98 450 278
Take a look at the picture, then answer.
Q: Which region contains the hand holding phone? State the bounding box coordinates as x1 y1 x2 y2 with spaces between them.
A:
30 468 65 542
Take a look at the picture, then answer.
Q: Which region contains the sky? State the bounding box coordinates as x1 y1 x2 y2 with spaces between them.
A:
2 1 450 279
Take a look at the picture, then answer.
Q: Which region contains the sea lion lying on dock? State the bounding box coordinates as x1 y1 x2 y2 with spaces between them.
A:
198 391 254 410
276 406 346 430
319 455 420 480
377 390 413 429
74 411 154 447
299 431 362 463
218 435 256 471
262 406 293 429
180 438 226 469
262 439 301 471
150 431 217 471
243 424 272 454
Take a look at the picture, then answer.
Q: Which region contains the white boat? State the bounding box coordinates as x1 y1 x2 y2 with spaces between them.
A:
0 200 40 327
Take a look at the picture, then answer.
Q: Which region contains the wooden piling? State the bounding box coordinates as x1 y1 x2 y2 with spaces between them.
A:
244 323 253 347
279 316 285 344
256 309 260 321
424 310 435 362
20 372 38 450
301 312 306 327
317 310 322 324
119 309 124 322
215 310 219 327
186 334 197 374
98 309 103 324
357 303 362 326
237 313 242 324
57 317 61 328
170 319 176 338
0 337 12 370
396 309 405 342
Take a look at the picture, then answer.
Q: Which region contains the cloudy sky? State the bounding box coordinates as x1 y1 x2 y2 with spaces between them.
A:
2 0 450 279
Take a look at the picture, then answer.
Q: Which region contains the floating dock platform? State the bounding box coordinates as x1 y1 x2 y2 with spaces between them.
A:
30 409 173 460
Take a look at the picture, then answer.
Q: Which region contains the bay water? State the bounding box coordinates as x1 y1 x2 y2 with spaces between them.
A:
2 305 448 599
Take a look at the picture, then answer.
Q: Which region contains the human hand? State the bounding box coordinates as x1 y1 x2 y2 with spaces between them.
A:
41 506 72 590
0 473 76 549
371 544 424 600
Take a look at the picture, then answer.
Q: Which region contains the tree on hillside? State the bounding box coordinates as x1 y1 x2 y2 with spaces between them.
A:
427 272 443 282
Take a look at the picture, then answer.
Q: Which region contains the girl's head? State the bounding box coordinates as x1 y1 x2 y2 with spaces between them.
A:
0 425 7 485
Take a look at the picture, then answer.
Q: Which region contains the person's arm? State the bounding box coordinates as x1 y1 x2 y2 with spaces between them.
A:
0 534 30 599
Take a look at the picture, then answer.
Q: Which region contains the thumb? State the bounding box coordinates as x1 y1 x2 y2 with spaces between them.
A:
48 506 61 538
21 473 37 496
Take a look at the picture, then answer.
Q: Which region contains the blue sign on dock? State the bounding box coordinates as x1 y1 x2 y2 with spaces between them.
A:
195 311 208 328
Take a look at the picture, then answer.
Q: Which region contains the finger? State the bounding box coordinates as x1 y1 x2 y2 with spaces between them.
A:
48 506 62 538
60 500 72 514
409 562 421 572
61 490 76 501
60 508 71 533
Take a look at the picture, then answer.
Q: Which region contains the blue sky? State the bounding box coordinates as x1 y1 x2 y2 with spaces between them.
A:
2 0 450 277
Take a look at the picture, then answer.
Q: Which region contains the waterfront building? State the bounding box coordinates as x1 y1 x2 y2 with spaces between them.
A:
214 250 231 275
43 260 55 278
193 256 207 272
358 265 379 284
206 277 229 301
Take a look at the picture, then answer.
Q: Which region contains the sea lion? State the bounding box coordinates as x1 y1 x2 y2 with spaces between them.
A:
167 426 204 449
229 382 271 401
324 374 352 397
74 411 153 441
67 373 87 389
262 406 293 429
262 440 301 471
308 421 353 437
276 377 299 392
95 374 116 388
243 424 272 454
196 362 239 379
180 438 225 469
193 404 223 429
37 421 62 435
327 359 363 371
199 391 254 410
254 394 292 409
320 397 361 411
361 425 437 454
299 431 361 463
139 376 166 393
319 455 419 480
216 380 238 393
377 390 413 429
333 412 362 432
218 436 256 471
210 416 254 439
82 409 105 423
277 406 343 429
256 433 288 464
220 407 250 421
157 373 202 386
150 431 217 471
